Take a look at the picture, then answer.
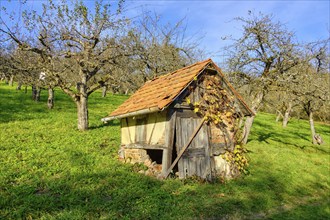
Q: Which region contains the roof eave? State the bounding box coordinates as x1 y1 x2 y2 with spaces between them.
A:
101 107 161 122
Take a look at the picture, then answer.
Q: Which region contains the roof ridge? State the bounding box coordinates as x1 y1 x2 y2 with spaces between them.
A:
148 58 212 82
168 58 211 75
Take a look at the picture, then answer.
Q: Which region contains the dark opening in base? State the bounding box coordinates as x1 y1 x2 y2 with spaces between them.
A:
171 134 178 173
146 149 163 164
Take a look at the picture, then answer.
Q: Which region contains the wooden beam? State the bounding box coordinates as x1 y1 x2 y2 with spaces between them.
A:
173 103 192 109
147 115 157 145
161 110 177 175
175 109 199 118
125 118 132 143
125 143 166 149
205 67 218 74
162 119 205 179
135 117 147 143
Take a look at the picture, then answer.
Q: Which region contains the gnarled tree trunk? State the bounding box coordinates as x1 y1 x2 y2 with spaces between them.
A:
242 91 263 144
9 75 14 86
102 86 107 97
47 87 54 109
32 85 36 100
309 111 317 145
76 95 88 131
76 74 89 131
282 101 292 127
32 85 41 102
16 81 22 90
275 110 283 122
242 115 255 144
36 88 41 101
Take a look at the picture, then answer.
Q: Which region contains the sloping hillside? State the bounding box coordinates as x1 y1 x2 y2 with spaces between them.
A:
0 83 329 219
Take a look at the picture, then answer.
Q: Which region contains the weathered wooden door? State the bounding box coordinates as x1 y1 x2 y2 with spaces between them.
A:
175 111 211 179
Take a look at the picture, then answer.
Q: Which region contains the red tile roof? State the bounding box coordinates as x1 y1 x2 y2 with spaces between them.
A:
107 59 253 119
109 59 212 117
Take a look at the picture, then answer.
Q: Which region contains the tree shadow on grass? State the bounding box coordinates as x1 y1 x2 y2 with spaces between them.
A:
257 132 272 143
1 169 168 219
296 144 330 154
0 87 50 123
189 176 287 219
253 127 329 154
267 195 330 220
295 133 310 142
89 120 120 130
250 120 329 154
0 104 49 123
1 163 328 219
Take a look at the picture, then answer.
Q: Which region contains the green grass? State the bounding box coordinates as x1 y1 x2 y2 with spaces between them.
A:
0 82 329 219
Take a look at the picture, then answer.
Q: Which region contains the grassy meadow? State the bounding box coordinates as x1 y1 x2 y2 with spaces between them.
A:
0 82 329 219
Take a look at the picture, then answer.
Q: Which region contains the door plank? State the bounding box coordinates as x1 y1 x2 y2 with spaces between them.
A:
163 119 205 179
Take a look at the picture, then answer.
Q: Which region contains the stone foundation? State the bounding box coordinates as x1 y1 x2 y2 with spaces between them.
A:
120 146 237 179
213 155 239 179
123 148 150 163
120 147 163 177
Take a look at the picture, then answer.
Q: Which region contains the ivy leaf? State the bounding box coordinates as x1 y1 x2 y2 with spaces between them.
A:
226 112 232 117
194 102 200 107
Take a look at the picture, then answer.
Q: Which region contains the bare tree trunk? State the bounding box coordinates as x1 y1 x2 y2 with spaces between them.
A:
275 114 280 122
32 85 41 101
242 116 255 144
16 81 22 90
275 110 283 122
32 85 37 101
309 111 317 145
24 86 28 94
47 87 54 109
282 101 292 127
35 87 41 101
76 73 89 131
102 86 107 97
9 75 14 86
76 95 88 131
242 91 263 144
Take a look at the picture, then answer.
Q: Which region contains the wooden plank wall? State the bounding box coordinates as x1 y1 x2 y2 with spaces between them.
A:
120 112 167 146
161 109 177 175
172 72 238 180
175 109 211 179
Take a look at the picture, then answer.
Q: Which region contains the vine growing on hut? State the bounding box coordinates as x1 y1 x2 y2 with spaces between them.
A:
186 74 249 175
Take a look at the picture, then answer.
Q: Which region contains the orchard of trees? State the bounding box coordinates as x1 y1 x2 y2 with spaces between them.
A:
1 1 329 145
223 12 329 145
0 0 198 130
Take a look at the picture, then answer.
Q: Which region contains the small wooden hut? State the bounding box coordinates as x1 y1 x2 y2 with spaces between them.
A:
102 59 253 180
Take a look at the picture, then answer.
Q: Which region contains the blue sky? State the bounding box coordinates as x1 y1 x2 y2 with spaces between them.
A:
1 0 329 63
125 0 330 62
